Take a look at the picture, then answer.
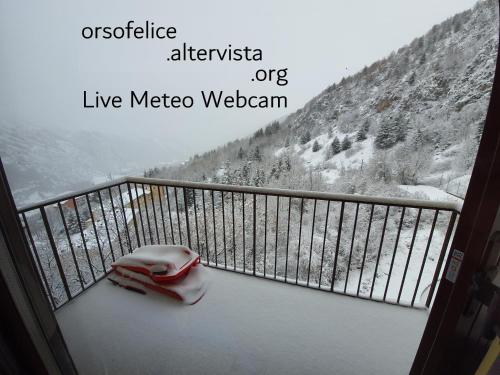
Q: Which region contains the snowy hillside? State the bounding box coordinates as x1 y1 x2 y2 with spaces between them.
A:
157 0 498 204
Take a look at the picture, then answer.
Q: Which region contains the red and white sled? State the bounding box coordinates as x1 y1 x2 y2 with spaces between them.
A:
108 262 209 305
111 245 200 284
109 245 208 304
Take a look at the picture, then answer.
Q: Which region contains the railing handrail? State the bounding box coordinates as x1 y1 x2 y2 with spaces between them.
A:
17 176 463 213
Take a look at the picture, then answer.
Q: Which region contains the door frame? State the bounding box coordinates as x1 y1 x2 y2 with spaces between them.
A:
0 159 78 374
411 1 500 372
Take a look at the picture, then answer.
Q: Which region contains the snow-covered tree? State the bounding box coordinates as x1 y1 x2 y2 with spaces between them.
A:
251 147 262 162
331 137 341 155
237 147 245 159
356 121 370 141
312 140 321 152
300 130 312 145
342 136 352 151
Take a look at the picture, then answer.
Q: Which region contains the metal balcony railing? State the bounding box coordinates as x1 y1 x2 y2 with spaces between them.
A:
17 176 460 310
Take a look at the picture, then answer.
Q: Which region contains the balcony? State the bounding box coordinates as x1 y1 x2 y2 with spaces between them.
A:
57 268 427 375
17 176 461 374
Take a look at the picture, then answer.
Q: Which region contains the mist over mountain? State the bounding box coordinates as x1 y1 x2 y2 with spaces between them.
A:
0 123 179 206
155 0 498 202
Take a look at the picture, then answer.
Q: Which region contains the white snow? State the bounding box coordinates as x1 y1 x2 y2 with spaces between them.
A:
57 269 427 375
299 135 374 181
120 186 146 206
112 245 196 271
398 185 463 204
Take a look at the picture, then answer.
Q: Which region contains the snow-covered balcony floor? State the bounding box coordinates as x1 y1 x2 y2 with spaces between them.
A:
56 268 427 375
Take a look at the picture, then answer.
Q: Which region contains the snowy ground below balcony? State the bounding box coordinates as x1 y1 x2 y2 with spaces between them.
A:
57 268 427 375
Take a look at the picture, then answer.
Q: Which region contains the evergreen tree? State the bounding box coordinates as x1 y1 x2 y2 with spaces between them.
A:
312 140 321 152
253 168 266 187
237 147 245 159
419 53 426 65
264 121 280 136
356 128 367 141
331 137 341 155
300 130 312 145
411 129 426 150
356 120 370 142
282 154 292 171
375 121 398 149
241 163 250 185
342 136 352 151
396 121 408 142
253 128 264 139
327 127 333 139
408 72 416 85
251 146 262 162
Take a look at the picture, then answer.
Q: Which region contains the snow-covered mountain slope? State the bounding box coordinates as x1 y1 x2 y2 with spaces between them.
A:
157 0 498 203
0 123 176 206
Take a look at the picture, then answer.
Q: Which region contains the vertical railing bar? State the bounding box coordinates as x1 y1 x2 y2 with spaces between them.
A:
182 188 192 249
97 190 115 263
318 200 331 288
285 197 292 282
74 197 96 282
109 187 125 257
370 205 390 299
174 187 183 244
40 207 71 301
157 186 169 245
119 184 133 251
331 202 345 292
126 183 141 248
242 193 246 273
426 211 458 307
57 202 84 291
295 198 305 284
141 184 154 244
412 210 439 307
165 187 176 243
357 204 374 296
264 195 268 277
274 196 280 279
252 194 257 276
193 189 201 254
344 203 360 293
384 207 406 301
202 190 210 264
22 213 56 308
149 185 161 244
306 199 317 286
211 190 218 267
134 183 147 245
174 186 183 244
221 191 227 269
231 192 236 270
86 194 106 273
397 208 422 304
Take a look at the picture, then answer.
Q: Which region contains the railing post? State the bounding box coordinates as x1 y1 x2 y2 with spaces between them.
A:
331 201 344 291
127 182 141 248
118 185 133 252
40 207 71 302
426 211 458 308
253 193 256 276
183 188 192 249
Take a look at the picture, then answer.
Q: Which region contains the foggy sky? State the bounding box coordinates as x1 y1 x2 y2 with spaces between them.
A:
0 0 479 161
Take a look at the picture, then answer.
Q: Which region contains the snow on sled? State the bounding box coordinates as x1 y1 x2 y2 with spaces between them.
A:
111 245 200 284
108 262 209 305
